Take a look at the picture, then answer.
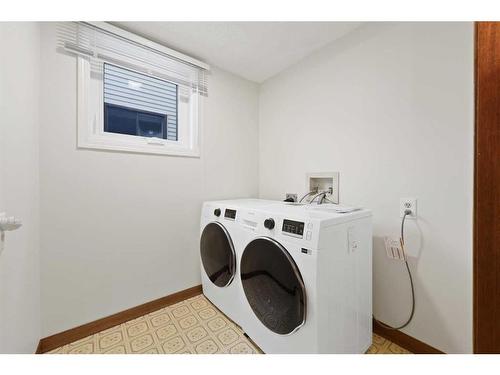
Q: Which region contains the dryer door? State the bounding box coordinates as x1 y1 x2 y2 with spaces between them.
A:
241 237 306 335
200 222 236 287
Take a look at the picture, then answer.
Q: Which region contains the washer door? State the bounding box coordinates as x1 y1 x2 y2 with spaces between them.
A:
200 222 236 287
241 237 306 335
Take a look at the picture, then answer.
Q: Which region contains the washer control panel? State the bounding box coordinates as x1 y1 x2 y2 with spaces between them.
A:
282 219 304 238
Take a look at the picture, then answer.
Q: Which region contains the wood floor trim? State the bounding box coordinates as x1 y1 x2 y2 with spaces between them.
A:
36 285 202 354
373 319 444 354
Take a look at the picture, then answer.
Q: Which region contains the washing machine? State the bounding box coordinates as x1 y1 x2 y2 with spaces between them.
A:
237 203 373 353
199 199 275 326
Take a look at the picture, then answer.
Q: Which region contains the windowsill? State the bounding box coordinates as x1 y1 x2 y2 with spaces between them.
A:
78 134 200 158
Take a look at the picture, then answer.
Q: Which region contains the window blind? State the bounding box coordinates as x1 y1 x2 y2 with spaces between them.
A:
57 22 208 97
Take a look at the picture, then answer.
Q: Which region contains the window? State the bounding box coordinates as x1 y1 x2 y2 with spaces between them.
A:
104 104 169 139
58 22 209 157
103 64 178 141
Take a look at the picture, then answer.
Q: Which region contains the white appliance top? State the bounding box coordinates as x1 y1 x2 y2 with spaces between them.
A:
204 199 371 226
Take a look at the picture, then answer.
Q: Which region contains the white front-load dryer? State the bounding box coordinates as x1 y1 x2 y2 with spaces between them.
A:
200 202 242 325
200 199 276 327
238 203 373 353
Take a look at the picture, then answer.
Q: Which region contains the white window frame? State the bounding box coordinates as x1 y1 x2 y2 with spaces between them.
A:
76 23 205 158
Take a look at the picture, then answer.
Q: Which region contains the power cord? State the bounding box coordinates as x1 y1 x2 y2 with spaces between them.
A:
373 209 416 330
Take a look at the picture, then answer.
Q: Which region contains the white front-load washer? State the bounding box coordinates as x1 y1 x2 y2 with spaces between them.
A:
199 199 275 326
237 203 373 353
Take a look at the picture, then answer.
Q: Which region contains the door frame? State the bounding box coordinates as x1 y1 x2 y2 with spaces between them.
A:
474 22 500 354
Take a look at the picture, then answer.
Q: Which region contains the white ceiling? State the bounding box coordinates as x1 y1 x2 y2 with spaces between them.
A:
114 22 361 83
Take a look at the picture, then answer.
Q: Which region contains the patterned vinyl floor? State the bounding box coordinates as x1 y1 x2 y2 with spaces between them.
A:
367 334 411 354
47 294 410 354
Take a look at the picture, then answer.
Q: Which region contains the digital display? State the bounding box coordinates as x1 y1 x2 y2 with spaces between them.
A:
224 209 237 220
282 219 304 237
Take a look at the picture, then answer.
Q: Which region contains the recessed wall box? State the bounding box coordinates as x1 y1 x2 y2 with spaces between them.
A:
306 172 339 204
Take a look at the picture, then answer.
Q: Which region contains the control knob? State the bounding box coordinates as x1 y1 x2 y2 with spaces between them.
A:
214 208 221 217
264 218 275 230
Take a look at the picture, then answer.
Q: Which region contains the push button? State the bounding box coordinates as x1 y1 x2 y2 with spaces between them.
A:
306 231 312 240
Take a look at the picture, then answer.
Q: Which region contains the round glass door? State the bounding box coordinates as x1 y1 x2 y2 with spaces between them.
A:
200 222 236 287
240 237 306 335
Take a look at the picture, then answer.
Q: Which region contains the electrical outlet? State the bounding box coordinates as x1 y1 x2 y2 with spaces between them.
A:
400 198 417 218
285 193 297 202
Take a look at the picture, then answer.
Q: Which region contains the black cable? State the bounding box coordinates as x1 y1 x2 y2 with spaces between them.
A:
373 210 416 330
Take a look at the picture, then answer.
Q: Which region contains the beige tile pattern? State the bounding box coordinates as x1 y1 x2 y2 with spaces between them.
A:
48 294 261 354
47 294 410 354
366 333 411 354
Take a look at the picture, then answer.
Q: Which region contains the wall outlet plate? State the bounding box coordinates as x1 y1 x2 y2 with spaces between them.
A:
400 198 417 218
285 193 298 202
384 236 407 261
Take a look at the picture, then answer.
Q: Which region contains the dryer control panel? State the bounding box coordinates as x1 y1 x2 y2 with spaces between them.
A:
282 219 304 238
224 209 237 220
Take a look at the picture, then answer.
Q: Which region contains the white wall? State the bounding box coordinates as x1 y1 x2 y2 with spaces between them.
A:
39 23 259 337
258 23 474 353
0 23 41 353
